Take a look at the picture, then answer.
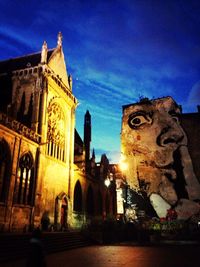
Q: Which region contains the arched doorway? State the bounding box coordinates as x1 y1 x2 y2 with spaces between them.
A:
61 197 68 229
55 192 68 230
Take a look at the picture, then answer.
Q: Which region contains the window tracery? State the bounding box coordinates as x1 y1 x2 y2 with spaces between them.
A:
47 102 66 161
14 152 35 205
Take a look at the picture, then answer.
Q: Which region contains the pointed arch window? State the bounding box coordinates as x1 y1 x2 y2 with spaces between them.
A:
73 181 82 212
47 102 66 162
14 153 35 205
0 139 11 202
17 91 26 122
17 91 33 128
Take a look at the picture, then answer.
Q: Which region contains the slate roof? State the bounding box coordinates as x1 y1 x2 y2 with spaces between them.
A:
0 49 55 74
74 129 83 146
75 129 83 146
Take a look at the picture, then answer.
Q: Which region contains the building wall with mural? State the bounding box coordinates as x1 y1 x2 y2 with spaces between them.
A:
121 97 200 220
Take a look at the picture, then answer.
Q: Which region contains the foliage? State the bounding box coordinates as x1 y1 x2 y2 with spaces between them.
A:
138 96 151 104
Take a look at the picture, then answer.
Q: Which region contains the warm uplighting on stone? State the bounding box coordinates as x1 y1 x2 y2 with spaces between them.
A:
119 161 128 171
119 154 128 171
121 96 200 220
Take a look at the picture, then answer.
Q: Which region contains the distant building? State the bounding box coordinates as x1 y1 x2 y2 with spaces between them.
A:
73 111 117 225
180 106 200 183
0 33 116 232
121 96 200 221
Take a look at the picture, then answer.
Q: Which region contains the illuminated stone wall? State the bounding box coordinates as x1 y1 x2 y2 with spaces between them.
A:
0 34 115 232
29 38 77 230
121 97 200 220
0 34 78 231
0 124 38 231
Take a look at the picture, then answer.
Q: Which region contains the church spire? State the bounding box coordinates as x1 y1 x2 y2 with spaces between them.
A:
84 110 91 170
92 148 95 159
57 32 63 47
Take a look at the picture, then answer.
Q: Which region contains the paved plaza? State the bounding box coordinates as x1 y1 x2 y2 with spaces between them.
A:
1 244 200 267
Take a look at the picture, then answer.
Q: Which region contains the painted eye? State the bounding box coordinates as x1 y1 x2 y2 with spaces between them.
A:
128 114 151 129
168 110 180 124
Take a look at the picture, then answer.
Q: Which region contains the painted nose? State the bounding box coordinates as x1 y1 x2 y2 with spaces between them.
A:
156 125 186 147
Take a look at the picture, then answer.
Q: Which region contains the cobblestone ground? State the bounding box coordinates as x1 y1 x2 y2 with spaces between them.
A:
2 245 200 267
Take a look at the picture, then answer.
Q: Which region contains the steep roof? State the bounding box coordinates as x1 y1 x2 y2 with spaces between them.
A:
75 129 83 146
0 49 55 74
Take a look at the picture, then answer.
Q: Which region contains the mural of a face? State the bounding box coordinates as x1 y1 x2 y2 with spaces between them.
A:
121 97 200 219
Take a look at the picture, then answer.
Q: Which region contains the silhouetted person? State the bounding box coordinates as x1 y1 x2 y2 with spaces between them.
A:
26 228 46 267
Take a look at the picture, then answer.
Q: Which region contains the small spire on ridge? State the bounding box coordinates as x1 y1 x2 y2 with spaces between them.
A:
41 40 48 64
57 32 63 47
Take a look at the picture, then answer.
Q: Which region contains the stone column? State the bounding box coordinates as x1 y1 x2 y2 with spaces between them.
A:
38 82 47 143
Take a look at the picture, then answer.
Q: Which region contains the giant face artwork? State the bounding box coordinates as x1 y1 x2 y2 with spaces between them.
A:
121 97 200 219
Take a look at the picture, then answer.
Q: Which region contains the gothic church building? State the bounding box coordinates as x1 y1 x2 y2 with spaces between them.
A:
0 33 115 232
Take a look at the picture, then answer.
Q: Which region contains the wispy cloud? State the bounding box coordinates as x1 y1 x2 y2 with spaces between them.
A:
0 27 26 45
187 81 200 108
1 0 200 162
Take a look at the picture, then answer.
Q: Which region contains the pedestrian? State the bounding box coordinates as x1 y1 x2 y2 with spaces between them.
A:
26 227 47 267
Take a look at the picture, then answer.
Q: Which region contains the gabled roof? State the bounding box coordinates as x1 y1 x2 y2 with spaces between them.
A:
0 49 55 74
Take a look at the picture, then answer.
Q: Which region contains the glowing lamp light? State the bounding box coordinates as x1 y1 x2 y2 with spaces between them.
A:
119 153 128 171
120 161 128 171
104 178 111 187
23 169 26 179
17 168 21 177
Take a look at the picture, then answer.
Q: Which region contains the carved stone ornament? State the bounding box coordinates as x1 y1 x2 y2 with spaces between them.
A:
47 102 65 146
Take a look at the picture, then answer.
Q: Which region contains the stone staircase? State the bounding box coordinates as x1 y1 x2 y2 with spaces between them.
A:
0 231 93 263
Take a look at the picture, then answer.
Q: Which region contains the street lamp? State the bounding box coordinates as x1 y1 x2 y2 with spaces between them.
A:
120 161 128 171
104 177 111 187
104 172 114 187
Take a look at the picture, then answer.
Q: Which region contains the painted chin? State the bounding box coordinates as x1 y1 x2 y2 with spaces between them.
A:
154 148 184 181
153 150 175 168
155 147 191 200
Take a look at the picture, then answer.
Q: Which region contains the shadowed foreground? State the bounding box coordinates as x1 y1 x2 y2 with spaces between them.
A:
2 245 200 267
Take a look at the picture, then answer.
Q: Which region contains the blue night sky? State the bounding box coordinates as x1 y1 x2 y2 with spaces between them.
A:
0 0 200 163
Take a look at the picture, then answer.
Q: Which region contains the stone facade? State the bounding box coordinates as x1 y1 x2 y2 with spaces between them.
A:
0 33 116 232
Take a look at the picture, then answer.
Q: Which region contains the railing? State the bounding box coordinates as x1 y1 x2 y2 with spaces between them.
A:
0 112 41 143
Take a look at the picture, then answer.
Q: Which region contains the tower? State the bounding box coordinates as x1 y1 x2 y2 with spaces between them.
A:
84 110 91 169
